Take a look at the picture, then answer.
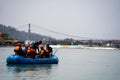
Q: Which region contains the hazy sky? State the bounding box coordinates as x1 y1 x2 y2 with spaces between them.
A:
0 0 120 39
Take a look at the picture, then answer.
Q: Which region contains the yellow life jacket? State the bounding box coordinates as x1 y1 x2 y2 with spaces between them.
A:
14 46 19 50
41 50 45 54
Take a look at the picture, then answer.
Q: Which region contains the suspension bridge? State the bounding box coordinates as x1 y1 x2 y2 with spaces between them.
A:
15 23 93 40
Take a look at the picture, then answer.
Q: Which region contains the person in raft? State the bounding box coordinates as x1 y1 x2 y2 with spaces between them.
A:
22 44 29 57
26 45 36 58
35 45 47 58
32 40 42 53
45 44 53 57
14 43 25 56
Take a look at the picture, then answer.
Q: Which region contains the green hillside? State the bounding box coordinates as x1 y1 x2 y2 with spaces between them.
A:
0 24 54 41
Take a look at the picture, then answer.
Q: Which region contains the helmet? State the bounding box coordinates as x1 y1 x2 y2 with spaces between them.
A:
30 45 33 49
39 41 42 44
46 43 49 47
40 45 44 48
18 43 21 46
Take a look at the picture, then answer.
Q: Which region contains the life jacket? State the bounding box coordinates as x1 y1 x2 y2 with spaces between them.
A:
46 47 53 53
14 46 22 55
45 47 52 57
38 49 47 58
40 49 46 54
27 48 36 58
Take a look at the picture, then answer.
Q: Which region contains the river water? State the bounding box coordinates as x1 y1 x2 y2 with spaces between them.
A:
0 47 120 80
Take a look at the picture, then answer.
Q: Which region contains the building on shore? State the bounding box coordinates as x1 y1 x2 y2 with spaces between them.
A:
112 40 120 48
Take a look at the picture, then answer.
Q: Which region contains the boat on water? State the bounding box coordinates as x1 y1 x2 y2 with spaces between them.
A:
6 54 58 64
6 24 58 64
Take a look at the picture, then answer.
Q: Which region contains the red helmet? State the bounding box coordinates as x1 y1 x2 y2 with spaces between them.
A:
30 45 33 49
40 45 44 48
18 43 21 46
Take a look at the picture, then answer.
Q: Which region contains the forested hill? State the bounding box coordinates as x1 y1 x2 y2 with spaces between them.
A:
0 24 55 41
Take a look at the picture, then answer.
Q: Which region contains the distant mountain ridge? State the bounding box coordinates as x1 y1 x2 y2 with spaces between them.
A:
0 24 55 41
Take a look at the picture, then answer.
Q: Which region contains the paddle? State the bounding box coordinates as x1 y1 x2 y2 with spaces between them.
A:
52 49 58 55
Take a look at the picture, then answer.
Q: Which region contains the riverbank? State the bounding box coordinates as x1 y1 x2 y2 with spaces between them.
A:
50 45 117 50
0 45 118 50
83 46 117 50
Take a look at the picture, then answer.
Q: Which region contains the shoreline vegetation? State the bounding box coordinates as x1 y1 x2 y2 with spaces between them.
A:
0 33 120 50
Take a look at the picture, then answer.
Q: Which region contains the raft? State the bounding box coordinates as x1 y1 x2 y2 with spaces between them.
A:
6 54 58 64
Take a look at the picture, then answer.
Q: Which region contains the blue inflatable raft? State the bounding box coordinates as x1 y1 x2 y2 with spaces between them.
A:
6 54 58 64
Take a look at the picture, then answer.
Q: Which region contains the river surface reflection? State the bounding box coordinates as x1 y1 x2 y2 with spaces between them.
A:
6 64 58 80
